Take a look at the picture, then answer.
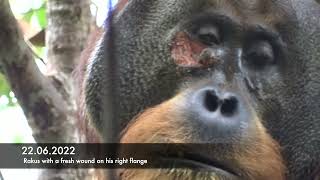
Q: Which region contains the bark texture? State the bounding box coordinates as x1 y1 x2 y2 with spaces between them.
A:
46 0 91 74
42 0 92 180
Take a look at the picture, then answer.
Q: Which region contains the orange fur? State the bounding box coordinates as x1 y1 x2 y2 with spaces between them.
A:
119 94 285 180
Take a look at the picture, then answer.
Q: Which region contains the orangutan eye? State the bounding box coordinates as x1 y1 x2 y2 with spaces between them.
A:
243 40 275 69
195 25 221 46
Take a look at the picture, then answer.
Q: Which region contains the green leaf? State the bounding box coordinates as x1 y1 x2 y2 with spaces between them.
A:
13 135 24 143
0 74 18 107
0 74 10 96
34 7 47 28
34 46 44 57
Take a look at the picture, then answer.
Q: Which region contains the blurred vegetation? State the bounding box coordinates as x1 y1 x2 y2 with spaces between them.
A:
0 73 16 109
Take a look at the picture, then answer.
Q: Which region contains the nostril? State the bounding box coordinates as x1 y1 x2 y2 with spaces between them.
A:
221 96 238 116
204 90 219 112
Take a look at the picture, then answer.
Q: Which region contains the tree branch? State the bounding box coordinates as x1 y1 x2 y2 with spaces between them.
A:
0 0 76 143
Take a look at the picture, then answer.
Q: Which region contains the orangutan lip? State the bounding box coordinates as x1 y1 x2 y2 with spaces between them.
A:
161 153 238 177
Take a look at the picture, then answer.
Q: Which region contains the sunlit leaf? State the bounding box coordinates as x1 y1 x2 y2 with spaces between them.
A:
13 135 24 143
0 74 10 96
34 7 47 28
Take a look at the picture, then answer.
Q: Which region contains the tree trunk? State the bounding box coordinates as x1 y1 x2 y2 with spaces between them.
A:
46 0 91 75
40 0 92 180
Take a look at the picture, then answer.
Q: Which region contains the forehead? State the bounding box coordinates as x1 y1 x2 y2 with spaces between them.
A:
115 0 292 28
203 0 292 27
